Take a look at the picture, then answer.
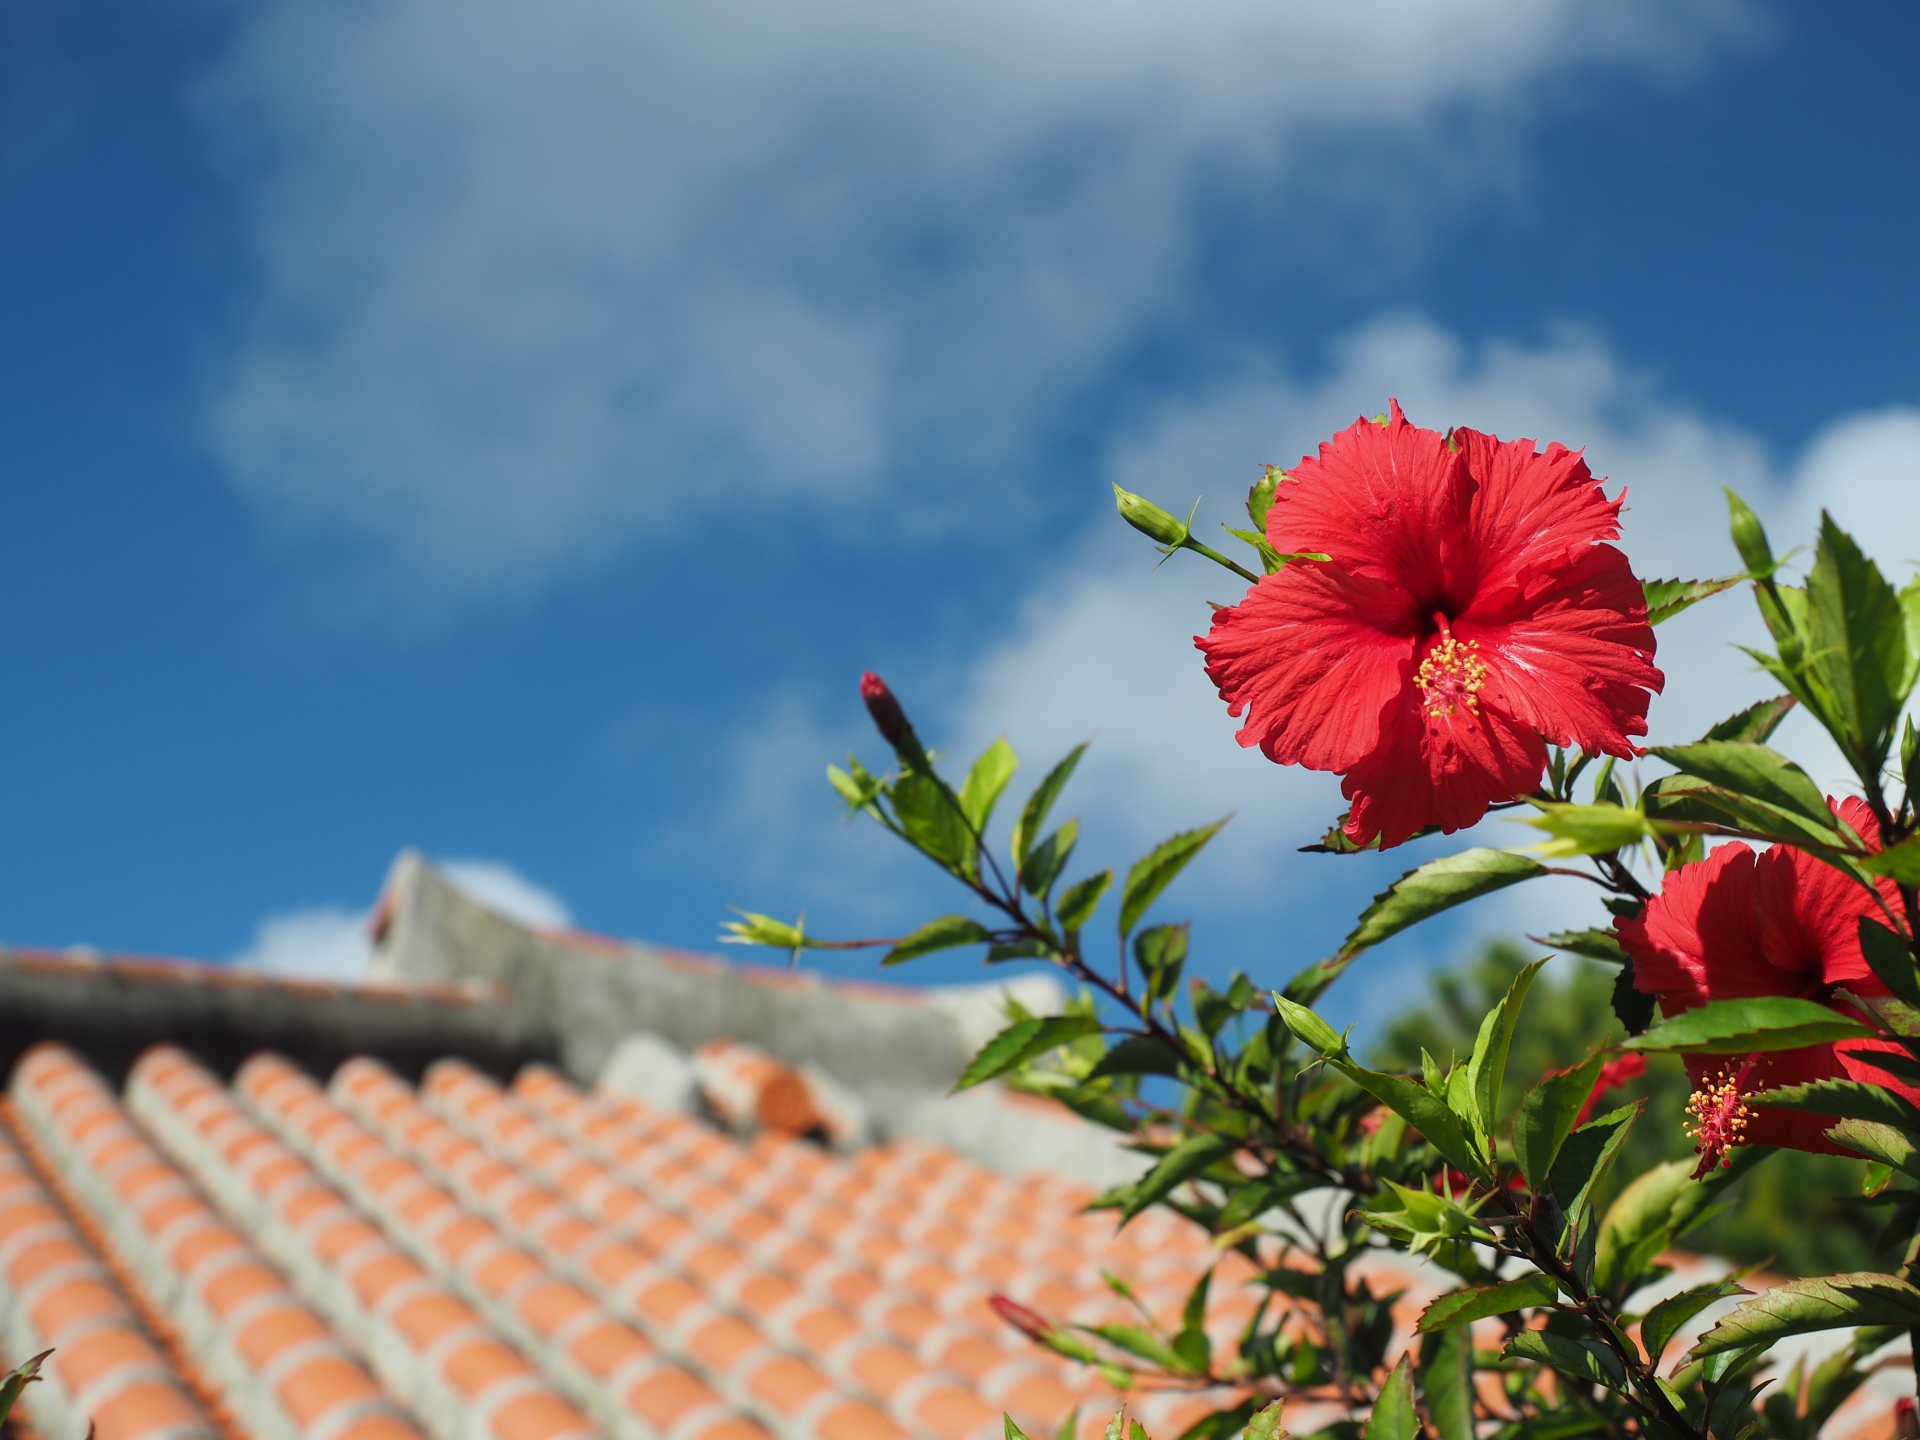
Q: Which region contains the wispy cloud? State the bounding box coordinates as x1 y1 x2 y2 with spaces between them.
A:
196 0 1756 613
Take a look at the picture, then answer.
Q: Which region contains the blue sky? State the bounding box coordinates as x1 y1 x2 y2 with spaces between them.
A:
1 0 1916 1029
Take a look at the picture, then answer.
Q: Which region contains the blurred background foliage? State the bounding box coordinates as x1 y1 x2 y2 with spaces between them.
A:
1368 940 1889 1279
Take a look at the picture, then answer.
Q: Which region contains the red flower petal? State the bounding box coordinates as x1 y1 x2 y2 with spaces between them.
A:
1195 400 1661 847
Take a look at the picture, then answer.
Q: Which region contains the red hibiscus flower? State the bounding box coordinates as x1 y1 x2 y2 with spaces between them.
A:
1195 401 1662 848
1617 797 1914 1176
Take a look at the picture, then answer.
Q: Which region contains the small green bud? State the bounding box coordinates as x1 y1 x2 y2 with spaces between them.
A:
1724 487 1773 575
1112 484 1188 548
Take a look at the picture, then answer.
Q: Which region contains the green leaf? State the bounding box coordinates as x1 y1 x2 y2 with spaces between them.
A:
1539 928 1627 964
1647 741 1844 844
1055 871 1112 933
1243 1400 1285 1440
1805 513 1914 779
1504 1331 1626 1391
1417 1274 1557 1332
958 737 1018 836
1524 802 1658 858
1690 1273 1920 1358
1246 466 1279 533
891 771 977 874
1513 1052 1605 1191
1611 959 1656 1036
1133 923 1189 1004
1170 1269 1212 1374
828 761 882 812
1826 1118 1920 1178
1864 838 1920 885
1548 1104 1638 1223
1858 917 1920 1008
882 915 994 966
1020 819 1080 900
1644 575 1745 625
1418 1325 1474 1440
1702 694 1797 745
1624 996 1878 1054
1750 1076 1920 1131
1335 1062 1488 1183
1340 848 1547 957
0 1351 47 1430
1464 958 1545 1146
1595 1159 1715 1295
1088 1036 1184 1080
1364 1354 1418 1440
1121 1132 1236 1221
954 1014 1103 1092
719 909 816 955
1005 1418 1033 1440
1642 1280 1749 1367
1013 743 1087 865
1120 818 1229 936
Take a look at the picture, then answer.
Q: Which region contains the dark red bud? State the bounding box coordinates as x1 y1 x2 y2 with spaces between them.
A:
860 670 917 755
989 1294 1051 1341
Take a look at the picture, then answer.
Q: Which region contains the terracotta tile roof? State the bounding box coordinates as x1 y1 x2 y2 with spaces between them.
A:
4 1037 1907 1440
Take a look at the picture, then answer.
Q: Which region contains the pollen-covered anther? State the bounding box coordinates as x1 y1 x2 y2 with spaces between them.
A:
1685 1054 1761 1178
1414 634 1487 718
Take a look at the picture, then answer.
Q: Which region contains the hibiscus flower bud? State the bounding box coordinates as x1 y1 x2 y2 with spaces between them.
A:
859 671 926 764
988 1295 1053 1343
1112 484 1189 548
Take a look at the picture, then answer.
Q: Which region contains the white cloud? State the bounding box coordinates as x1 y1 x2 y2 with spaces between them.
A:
233 904 373 979
197 0 1755 608
438 858 574 930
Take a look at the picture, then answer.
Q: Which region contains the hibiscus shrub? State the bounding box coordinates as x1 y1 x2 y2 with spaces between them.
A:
728 404 1920 1440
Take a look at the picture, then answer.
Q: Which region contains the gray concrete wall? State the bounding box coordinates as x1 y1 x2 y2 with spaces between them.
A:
371 851 978 1089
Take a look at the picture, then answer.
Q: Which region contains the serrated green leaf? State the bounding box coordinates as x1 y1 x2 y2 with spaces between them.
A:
1644 574 1745 625
1119 818 1229 936
1750 1076 1920 1131
1513 1052 1605 1192
1337 1061 1488 1183
1505 1331 1627 1391
958 737 1018 836
1805 513 1913 780
1243 1400 1285 1440
1417 1274 1557 1332
954 1014 1102 1092
1549 1104 1638 1223
1056 870 1112 933
1020 819 1079 900
1826 1118 1920 1177
1647 741 1844 843
1642 1280 1748 1367
1013 743 1087 865
1341 848 1547 957
882 915 994 966
1464 958 1544 1146
1539 928 1628 964
1624 996 1878 1054
1702 694 1798 745
1364 1354 1417 1440
1121 1132 1237 1221
1690 1273 1920 1358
